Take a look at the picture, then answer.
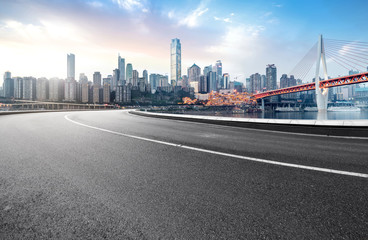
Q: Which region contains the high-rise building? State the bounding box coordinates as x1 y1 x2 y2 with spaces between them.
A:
199 75 207 93
79 73 88 84
188 64 201 84
266 64 277 90
203 65 212 77
126 63 133 84
132 70 139 87
3 71 13 98
170 38 181 86
112 69 120 91
207 71 217 92
118 54 125 84
223 73 230 89
36 77 49 101
92 72 101 103
23 77 36 100
49 78 64 102
143 70 148 84
103 78 111 103
215 60 223 89
93 72 101 87
67 54 75 81
250 73 261 93
14 77 23 99
266 64 277 102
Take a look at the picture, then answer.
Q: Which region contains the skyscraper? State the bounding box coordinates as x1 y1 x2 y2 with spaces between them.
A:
126 63 133 84
266 64 277 102
188 64 201 84
266 64 277 91
143 70 148 84
215 60 223 89
67 54 75 80
170 38 181 86
3 71 13 98
223 73 230 89
118 54 125 84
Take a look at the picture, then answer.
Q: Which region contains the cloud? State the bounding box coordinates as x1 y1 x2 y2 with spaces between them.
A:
214 16 232 23
87 1 104 8
206 24 265 55
178 6 209 28
111 0 147 12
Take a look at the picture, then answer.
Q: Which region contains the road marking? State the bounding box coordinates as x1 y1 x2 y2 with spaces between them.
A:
128 111 368 140
65 114 368 179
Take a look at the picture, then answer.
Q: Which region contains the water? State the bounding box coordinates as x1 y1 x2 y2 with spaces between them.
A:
184 111 368 120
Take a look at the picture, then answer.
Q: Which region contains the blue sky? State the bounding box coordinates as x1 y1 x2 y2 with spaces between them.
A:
1 0 367 84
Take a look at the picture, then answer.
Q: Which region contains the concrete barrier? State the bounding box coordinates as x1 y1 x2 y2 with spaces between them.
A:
130 111 368 138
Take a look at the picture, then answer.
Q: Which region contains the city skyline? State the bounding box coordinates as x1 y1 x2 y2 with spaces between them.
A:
1 0 368 85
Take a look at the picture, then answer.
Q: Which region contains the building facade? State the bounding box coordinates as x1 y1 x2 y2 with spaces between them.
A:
170 38 181 86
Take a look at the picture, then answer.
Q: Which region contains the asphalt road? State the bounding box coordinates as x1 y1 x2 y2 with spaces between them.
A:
0 110 367 239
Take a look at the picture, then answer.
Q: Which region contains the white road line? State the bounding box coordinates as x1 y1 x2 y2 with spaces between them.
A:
128 111 368 140
64 114 368 179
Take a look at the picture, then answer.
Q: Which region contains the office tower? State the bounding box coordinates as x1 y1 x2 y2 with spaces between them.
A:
14 77 23 99
3 71 12 97
188 64 201 84
126 63 133 84
245 78 251 93
93 72 101 87
65 53 76 101
215 60 223 89
266 64 277 90
80 82 89 103
36 78 48 101
199 75 207 93
23 77 36 100
203 65 212 77
207 71 217 92
64 80 77 102
138 77 145 92
49 78 64 102
103 78 110 103
118 54 125 84
112 68 120 91
143 70 148 84
223 73 230 89
170 38 181 86
132 70 139 87
92 72 101 103
3 73 14 98
149 74 160 92
159 75 169 87
67 54 75 80
79 73 88 84
266 64 277 102
261 75 266 90
250 73 261 93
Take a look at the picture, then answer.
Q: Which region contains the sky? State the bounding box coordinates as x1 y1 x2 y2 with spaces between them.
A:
1 0 368 85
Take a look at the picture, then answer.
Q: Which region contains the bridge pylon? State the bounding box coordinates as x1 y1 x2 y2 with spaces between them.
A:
315 34 329 112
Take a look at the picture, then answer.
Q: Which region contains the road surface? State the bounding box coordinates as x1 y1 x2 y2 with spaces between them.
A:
0 110 367 239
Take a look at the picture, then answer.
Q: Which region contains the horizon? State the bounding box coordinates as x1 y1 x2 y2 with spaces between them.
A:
1 0 368 85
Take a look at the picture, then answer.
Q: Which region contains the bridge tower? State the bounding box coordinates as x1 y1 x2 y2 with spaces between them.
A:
315 35 329 111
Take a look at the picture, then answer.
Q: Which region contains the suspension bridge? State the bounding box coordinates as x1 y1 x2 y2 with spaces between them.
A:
253 35 368 111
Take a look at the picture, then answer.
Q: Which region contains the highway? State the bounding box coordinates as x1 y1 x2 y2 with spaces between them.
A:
0 110 367 239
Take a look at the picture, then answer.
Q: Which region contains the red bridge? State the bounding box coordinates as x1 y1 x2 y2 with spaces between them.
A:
252 72 368 100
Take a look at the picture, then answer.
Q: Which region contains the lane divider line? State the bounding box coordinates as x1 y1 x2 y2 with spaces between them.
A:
64 114 368 179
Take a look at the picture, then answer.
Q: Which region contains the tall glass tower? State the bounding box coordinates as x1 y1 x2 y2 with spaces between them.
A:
118 54 125 84
67 53 75 81
126 63 133 85
170 38 181 86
